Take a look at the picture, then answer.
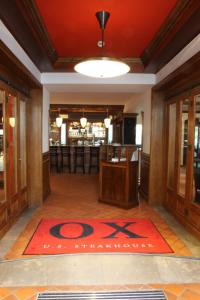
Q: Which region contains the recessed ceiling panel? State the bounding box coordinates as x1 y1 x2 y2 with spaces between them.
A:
35 0 178 58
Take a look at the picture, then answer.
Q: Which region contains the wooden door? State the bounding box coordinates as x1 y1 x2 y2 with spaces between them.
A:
4 92 27 219
5 93 18 217
0 89 7 237
166 97 192 214
18 98 27 211
165 100 177 210
165 92 200 235
188 92 200 230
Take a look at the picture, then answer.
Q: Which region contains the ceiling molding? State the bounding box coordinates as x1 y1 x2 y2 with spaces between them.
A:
141 0 200 73
153 51 200 98
17 0 58 64
0 0 53 72
0 41 40 95
156 34 200 83
1 0 200 75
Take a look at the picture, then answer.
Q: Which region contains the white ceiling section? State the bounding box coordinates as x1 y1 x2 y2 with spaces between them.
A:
42 73 155 104
47 83 153 93
41 73 156 85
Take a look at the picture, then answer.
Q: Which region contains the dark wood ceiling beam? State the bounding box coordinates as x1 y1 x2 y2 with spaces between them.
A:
141 0 200 73
0 0 54 72
17 0 58 64
0 41 40 95
154 51 200 99
50 104 124 114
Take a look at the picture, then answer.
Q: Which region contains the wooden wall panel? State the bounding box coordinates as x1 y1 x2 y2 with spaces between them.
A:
152 53 200 239
149 92 165 205
27 89 43 207
0 202 8 239
139 152 150 200
43 151 50 200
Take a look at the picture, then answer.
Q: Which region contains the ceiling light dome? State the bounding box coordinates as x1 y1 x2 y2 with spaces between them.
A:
74 11 130 78
75 57 130 78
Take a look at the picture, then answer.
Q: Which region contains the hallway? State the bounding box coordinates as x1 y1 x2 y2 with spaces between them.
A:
0 174 200 299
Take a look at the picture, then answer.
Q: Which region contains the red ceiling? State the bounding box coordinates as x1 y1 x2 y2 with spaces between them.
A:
35 0 178 58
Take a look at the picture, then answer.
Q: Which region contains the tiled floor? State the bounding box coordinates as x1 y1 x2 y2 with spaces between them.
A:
0 284 200 300
0 173 200 298
4 173 197 259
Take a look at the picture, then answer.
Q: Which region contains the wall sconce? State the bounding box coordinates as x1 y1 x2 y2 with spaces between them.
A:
9 117 15 128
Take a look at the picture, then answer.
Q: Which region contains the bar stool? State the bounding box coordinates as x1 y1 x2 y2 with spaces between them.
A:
50 146 59 172
60 146 71 173
89 146 100 173
74 146 85 173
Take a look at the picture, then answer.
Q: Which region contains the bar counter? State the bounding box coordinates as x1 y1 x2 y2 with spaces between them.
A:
50 145 102 173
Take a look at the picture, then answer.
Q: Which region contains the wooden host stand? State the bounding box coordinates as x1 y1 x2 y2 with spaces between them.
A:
99 145 138 209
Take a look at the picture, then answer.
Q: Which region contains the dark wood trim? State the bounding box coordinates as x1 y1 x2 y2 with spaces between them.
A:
141 0 200 73
149 91 166 206
0 203 9 239
0 0 54 71
43 151 50 201
17 0 58 64
0 41 40 96
27 89 43 207
139 152 150 200
154 52 200 98
50 104 124 114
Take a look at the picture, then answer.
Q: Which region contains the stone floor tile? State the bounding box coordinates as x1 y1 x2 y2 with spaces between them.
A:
14 288 38 300
178 289 200 299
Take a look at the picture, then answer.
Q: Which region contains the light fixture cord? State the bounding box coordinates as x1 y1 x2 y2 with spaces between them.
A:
101 29 106 56
102 29 104 48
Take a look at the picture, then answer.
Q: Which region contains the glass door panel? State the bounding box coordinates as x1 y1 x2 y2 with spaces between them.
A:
7 94 18 197
177 99 190 197
19 100 27 189
192 94 200 204
0 90 5 203
167 102 177 190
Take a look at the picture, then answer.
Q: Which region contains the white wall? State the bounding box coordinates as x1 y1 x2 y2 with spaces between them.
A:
42 87 50 153
124 89 151 154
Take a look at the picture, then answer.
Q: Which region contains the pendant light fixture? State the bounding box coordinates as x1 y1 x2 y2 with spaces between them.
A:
104 108 111 128
74 11 130 78
56 109 63 127
80 109 87 128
